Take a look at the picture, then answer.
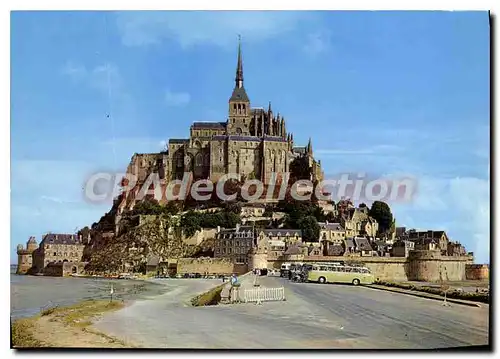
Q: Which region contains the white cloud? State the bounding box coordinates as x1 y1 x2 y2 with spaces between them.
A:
391 175 490 263
165 89 191 107
115 11 309 48
61 61 123 95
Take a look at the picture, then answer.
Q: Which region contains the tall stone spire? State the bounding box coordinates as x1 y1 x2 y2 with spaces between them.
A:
235 35 243 89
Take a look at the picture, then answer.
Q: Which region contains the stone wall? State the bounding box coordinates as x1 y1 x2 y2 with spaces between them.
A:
43 262 87 277
466 264 489 280
407 250 472 282
16 251 32 274
183 228 217 246
265 251 474 282
177 257 248 275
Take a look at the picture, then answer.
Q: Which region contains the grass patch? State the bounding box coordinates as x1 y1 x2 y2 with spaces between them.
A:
374 280 489 303
48 299 125 328
11 318 43 348
12 299 126 348
191 284 225 307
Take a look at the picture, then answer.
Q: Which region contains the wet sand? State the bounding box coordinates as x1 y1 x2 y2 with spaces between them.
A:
11 274 169 320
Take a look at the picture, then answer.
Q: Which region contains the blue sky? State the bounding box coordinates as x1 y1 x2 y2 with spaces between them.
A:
11 11 490 263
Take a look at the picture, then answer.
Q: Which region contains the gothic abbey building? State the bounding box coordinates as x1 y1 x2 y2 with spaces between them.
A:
122 40 323 207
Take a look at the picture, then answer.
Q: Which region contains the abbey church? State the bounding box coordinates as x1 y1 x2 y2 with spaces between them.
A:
126 39 323 191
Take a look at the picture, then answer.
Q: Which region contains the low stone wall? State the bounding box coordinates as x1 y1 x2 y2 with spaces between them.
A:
177 258 248 275
466 264 489 280
300 256 409 281
42 262 87 277
267 252 474 282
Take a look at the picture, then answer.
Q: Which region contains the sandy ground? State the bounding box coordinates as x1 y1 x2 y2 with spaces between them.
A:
94 276 489 349
22 314 129 348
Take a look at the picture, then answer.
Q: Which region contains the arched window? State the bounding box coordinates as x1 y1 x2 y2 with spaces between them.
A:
195 152 203 167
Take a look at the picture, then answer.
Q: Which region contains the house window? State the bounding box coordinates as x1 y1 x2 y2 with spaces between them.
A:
53 252 57 256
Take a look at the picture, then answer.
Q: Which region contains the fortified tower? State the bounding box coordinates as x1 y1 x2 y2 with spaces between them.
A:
16 236 38 274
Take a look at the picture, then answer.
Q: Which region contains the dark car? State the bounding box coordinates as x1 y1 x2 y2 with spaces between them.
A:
259 268 268 276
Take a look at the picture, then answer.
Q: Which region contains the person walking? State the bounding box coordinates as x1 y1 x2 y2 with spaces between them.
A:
229 273 239 302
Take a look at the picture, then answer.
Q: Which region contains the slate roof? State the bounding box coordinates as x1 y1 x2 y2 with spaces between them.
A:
284 243 303 255
227 135 261 142
262 229 302 237
191 122 226 129
354 237 373 251
395 227 407 236
147 255 160 267
263 135 287 143
217 225 255 238
230 86 250 102
328 244 345 256
345 238 355 248
41 233 81 245
293 147 306 154
318 222 343 231
169 139 189 144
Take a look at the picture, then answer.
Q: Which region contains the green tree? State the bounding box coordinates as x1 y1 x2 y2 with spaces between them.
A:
369 201 393 235
180 210 202 238
298 215 320 242
289 155 312 182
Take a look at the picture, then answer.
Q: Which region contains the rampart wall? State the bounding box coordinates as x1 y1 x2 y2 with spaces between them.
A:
265 251 474 282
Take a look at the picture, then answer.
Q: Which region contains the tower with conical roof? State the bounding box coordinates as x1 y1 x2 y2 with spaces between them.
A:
227 35 251 136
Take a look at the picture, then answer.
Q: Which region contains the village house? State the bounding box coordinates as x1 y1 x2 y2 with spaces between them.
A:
259 228 302 244
447 241 467 256
318 221 345 245
214 224 255 264
340 207 379 239
240 204 266 218
405 229 449 254
392 239 415 257
31 233 87 276
354 237 375 256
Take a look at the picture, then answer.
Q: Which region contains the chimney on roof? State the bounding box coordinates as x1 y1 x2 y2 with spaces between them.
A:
236 223 240 232
55 234 58 241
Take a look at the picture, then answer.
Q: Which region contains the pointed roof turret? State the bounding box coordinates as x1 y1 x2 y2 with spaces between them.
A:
229 35 249 103
307 137 313 155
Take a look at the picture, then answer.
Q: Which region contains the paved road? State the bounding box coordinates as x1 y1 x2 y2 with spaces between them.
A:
94 276 489 349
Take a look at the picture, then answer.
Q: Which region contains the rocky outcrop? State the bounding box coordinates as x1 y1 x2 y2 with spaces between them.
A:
85 214 198 273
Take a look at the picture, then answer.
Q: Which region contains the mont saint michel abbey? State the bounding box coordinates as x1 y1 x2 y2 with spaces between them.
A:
125 39 323 195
